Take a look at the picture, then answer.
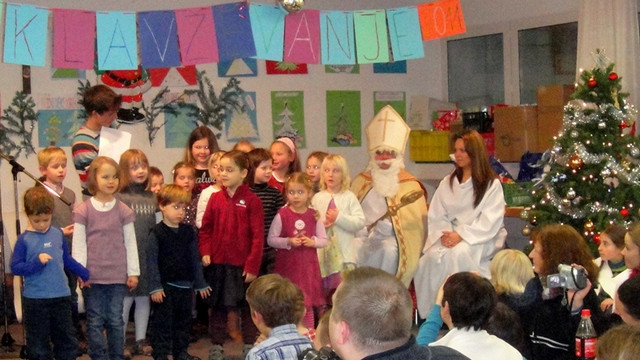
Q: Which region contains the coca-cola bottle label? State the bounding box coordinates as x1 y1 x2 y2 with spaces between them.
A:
575 337 596 359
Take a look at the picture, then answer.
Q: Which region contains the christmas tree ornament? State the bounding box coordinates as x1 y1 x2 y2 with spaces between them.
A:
608 72 618 81
279 0 304 13
593 233 601 244
621 208 629 218
569 154 584 170
588 78 597 88
631 148 640 157
570 130 579 138
566 188 576 199
584 219 595 232
522 225 531 236
529 215 537 226
600 168 611 177
598 121 607 129
620 121 627 129
561 198 571 208
520 208 530 220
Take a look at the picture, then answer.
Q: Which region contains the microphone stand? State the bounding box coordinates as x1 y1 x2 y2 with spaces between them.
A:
0 151 71 357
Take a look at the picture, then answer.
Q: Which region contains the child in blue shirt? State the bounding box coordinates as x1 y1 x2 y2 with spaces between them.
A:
11 186 89 360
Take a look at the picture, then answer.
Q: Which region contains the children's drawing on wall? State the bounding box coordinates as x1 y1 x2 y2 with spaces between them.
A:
373 91 406 120
266 61 308 75
51 69 86 79
373 60 407 74
325 65 360 74
226 91 259 142
271 91 306 148
37 109 84 147
164 104 197 148
218 58 258 77
326 90 361 147
147 66 198 87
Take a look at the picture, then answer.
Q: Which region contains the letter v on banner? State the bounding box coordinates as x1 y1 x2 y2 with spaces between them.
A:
249 3 285 61
138 11 181 69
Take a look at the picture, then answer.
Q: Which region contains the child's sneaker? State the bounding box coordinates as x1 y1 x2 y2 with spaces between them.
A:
208 345 224 360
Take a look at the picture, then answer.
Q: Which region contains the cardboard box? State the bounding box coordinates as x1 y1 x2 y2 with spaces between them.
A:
493 106 538 162
536 106 564 152
536 85 575 107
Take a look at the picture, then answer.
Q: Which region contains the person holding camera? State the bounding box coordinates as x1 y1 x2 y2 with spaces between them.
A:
526 224 610 360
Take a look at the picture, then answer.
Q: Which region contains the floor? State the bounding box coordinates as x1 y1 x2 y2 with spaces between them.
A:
0 322 244 360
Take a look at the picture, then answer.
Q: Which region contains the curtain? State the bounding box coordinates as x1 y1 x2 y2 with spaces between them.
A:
576 0 640 115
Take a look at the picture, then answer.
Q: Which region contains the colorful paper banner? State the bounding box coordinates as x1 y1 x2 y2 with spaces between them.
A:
96 11 138 70
354 10 389 64
214 2 256 62
320 11 356 65
138 11 181 69
284 9 321 64
175 7 219 65
418 0 466 41
53 9 95 69
387 7 424 61
3 3 48 66
249 3 285 61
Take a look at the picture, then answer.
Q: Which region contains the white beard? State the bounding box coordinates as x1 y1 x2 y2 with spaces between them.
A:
367 157 404 198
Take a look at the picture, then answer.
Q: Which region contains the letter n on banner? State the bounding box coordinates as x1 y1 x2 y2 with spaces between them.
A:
320 11 356 65
418 0 466 41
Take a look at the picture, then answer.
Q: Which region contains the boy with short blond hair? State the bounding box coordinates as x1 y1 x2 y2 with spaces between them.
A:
148 184 210 360
37 146 76 238
245 274 312 360
11 186 89 360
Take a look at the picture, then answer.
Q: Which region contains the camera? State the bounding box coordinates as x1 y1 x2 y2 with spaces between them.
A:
546 264 587 290
298 347 341 360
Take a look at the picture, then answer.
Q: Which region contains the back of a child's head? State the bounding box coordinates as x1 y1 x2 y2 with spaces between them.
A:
156 184 191 207
172 161 196 181
314 309 332 349
184 126 219 163
233 139 255 152
246 274 305 328
285 172 313 193
37 146 67 168
87 156 120 195
80 84 122 114
489 249 535 295
320 154 351 191
247 148 271 186
119 149 150 190
271 137 301 174
24 186 54 216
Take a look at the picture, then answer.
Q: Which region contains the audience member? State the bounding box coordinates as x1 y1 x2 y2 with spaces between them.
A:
429 272 521 360
615 275 640 326
596 324 640 360
245 274 312 360
329 267 469 360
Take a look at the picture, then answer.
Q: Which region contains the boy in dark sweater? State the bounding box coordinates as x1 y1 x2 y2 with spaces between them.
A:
11 186 89 360
148 184 211 360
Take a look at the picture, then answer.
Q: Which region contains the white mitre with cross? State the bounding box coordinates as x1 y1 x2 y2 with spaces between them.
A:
365 105 410 154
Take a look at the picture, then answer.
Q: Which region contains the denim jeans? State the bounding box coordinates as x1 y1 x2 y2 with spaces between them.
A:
82 284 127 360
23 296 77 360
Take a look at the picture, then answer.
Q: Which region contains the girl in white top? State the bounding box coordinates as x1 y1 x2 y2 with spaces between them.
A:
311 154 365 296
594 224 629 313
414 130 507 317
195 151 224 228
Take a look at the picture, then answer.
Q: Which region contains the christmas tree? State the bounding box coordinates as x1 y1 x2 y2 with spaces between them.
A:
525 50 640 251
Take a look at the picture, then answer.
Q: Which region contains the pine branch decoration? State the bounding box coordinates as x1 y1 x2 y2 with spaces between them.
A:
141 87 179 146
0 91 38 158
183 71 245 138
76 79 91 123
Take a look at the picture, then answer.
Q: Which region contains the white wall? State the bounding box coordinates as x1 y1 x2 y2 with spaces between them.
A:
0 0 580 250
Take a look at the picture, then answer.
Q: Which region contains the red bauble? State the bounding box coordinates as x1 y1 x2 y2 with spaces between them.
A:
587 78 597 88
621 121 628 130
621 208 629 218
609 72 619 81
593 233 601 245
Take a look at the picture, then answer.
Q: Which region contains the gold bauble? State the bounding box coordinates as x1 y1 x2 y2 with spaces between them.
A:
569 154 583 170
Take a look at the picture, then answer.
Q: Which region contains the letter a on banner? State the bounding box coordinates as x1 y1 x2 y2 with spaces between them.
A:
96 11 138 70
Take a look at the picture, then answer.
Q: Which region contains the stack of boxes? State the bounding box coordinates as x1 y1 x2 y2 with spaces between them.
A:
493 84 574 162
